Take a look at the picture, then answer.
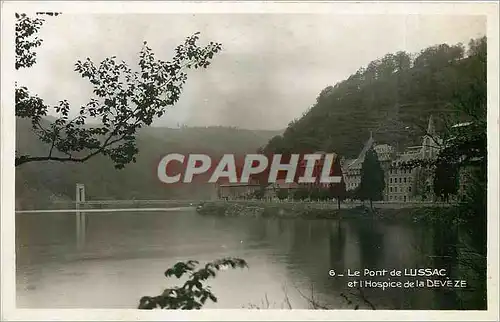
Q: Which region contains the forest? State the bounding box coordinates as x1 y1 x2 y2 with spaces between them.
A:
263 37 486 158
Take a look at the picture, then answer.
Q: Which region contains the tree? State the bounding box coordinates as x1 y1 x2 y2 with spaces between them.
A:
276 188 289 200
358 148 385 210
293 187 309 201
329 156 347 209
413 167 433 201
15 13 222 169
433 161 459 202
265 135 289 154
318 187 330 201
253 187 265 200
309 186 321 201
398 37 487 308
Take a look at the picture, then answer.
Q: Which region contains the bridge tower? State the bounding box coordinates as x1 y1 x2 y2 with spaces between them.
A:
76 183 86 206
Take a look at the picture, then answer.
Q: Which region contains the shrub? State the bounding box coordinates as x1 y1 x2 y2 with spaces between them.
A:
138 257 248 309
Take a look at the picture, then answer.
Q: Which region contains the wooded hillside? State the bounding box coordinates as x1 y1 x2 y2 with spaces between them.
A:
264 37 486 157
16 118 281 208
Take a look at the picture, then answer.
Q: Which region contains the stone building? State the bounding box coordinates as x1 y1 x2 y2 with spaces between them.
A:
217 180 261 200
342 115 442 202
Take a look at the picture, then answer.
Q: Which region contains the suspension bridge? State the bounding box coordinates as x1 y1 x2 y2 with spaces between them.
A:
14 184 205 249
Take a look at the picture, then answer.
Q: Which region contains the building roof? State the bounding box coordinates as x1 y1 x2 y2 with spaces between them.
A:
343 158 357 166
394 152 421 163
345 134 375 169
451 121 473 128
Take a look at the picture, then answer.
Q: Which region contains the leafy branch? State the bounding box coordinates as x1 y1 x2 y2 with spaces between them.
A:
15 13 222 169
138 258 248 310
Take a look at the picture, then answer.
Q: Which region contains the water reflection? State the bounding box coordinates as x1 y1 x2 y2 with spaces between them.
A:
16 210 484 309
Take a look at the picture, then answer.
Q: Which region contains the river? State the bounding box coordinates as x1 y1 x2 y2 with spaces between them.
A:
15 209 481 309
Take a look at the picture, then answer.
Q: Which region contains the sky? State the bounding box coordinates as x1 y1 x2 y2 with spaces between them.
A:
16 13 486 130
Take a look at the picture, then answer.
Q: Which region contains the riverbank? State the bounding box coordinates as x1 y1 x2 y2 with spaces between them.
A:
196 200 457 225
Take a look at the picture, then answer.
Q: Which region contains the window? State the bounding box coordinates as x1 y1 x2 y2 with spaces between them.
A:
404 177 407 183
404 196 407 202
390 196 393 200
399 178 402 183
390 187 393 192
400 187 403 192
390 178 393 183
408 186 412 192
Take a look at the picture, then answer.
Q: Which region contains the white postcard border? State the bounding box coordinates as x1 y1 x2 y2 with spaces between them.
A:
1 1 498 321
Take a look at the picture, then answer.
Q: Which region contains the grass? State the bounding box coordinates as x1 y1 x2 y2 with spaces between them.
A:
244 283 377 310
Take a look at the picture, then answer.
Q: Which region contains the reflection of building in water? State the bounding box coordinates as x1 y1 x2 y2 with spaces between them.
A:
371 223 439 309
341 115 443 202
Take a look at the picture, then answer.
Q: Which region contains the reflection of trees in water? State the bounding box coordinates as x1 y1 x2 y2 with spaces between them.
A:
278 219 285 235
430 223 460 309
240 216 428 309
327 221 348 300
373 223 437 309
206 213 482 310
349 219 385 270
347 219 406 309
329 221 346 271
455 228 487 310
429 223 486 310
283 219 349 308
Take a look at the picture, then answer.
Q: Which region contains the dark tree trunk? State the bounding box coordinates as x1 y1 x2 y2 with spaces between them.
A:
337 198 341 209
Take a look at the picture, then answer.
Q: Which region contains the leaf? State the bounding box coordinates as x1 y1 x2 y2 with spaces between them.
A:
208 293 217 303
164 268 174 277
